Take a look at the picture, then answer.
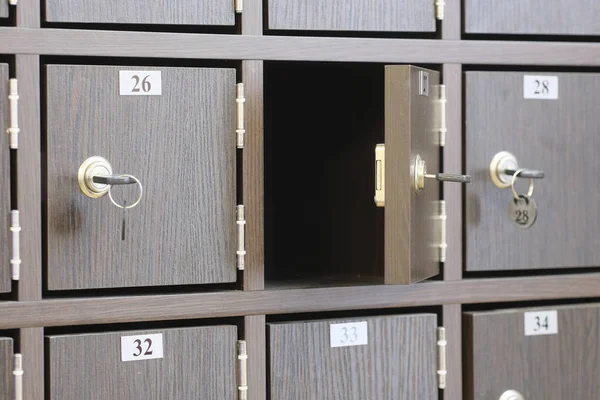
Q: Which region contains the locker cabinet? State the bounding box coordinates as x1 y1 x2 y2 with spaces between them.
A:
0 64 10 293
465 0 600 36
266 0 436 33
45 0 236 26
45 65 237 290
46 326 238 400
0 337 13 400
464 304 600 400
268 314 438 400
465 71 600 272
266 64 468 286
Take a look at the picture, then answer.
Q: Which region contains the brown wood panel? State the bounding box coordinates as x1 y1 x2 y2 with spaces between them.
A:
442 64 462 281
16 0 40 28
45 65 237 290
385 65 440 284
0 64 9 293
3 274 600 329
241 0 262 35
3 29 600 65
0 337 12 400
465 71 600 272
47 326 237 400
267 0 434 32
464 303 600 400
441 0 460 40
16 54 42 301
443 304 462 400
20 328 43 400
465 0 600 36
244 315 266 400
242 61 264 291
268 314 437 400
45 0 235 26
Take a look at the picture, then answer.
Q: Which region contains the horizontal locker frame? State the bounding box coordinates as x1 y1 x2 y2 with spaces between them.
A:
0 28 598 65
0 273 599 329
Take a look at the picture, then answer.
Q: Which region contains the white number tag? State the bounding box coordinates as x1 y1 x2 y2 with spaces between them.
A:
121 333 164 362
523 75 558 100
524 310 558 336
119 71 162 96
330 321 368 348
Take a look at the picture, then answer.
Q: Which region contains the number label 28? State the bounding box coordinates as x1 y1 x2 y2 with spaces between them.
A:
119 71 162 96
524 311 558 336
330 321 368 348
121 333 164 362
523 75 558 100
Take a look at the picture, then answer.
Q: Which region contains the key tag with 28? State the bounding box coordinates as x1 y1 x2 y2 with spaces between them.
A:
508 169 537 229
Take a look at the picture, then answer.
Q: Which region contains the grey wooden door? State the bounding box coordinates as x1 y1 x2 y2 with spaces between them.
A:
465 0 600 36
0 2 7 19
465 72 600 272
267 0 435 32
47 325 237 400
384 66 441 283
45 0 235 26
0 64 10 293
464 304 600 400
0 337 13 400
46 65 237 290
268 314 437 400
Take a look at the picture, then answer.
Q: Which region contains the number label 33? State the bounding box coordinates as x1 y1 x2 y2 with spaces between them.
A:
121 333 164 362
330 322 368 348
119 71 162 96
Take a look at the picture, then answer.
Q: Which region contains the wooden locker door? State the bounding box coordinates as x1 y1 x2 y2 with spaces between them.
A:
45 0 236 26
464 304 600 400
0 2 7 19
465 71 600 272
268 314 438 400
0 337 13 400
0 64 10 293
383 65 441 284
47 326 238 400
465 0 600 36
267 0 435 32
45 65 237 290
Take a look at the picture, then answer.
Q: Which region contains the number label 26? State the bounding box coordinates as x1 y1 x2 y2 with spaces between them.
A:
121 333 164 362
119 71 162 96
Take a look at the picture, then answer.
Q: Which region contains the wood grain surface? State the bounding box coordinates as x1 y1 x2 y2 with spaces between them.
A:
0 64 9 293
465 71 600 271
45 65 237 290
0 337 12 400
2 29 600 66
0 1 7 19
385 65 440 283
244 315 266 400
45 0 235 26
47 325 237 400
268 314 437 400
465 0 600 35
443 304 462 400
267 0 434 32
464 303 600 400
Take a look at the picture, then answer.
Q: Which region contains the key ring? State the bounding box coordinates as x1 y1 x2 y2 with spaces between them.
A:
108 174 143 209
510 169 534 201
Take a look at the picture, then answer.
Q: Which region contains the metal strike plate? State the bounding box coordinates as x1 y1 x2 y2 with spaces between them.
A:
374 144 386 207
499 390 525 400
78 156 113 198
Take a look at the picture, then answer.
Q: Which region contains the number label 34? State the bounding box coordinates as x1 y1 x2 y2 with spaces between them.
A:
523 75 558 100
119 71 162 96
121 333 164 362
524 310 558 336
330 321 368 348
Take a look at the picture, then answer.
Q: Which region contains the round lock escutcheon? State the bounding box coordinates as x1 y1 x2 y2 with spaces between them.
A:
78 156 113 198
490 151 519 189
499 390 525 400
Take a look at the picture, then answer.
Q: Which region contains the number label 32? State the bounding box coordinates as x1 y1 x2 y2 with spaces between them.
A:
121 333 164 362
524 310 558 336
523 75 558 100
119 71 162 96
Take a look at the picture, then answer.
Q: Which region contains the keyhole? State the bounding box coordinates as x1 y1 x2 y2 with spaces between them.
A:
121 199 127 241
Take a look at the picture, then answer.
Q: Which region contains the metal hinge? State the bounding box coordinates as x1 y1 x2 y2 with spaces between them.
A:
7 79 19 149
437 327 447 390
10 210 21 281
434 84 447 147
234 0 243 13
13 354 23 400
8 0 17 6
236 205 246 270
237 340 248 400
435 0 445 20
236 83 245 148
432 200 447 263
